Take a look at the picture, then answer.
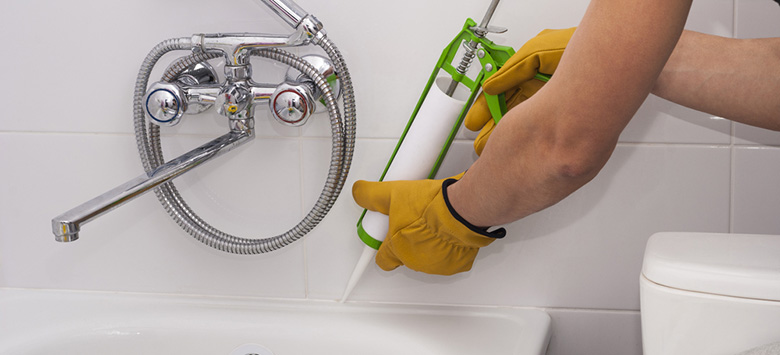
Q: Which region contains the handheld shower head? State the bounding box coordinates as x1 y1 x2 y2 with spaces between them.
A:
253 0 310 28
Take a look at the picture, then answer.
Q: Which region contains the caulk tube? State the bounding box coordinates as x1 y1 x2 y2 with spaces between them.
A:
360 77 467 244
340 77 467 302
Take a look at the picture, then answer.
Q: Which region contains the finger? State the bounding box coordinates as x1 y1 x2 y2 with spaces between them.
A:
505 90 529 109
483 27 575 95
464 94 492 132
503 79 546 111
352 180 394 215
473 119 495 156
483 57 541 95
375 241 403 271
523 78 546 97
536 28 576 74
505 82 536 108
536 28 555 36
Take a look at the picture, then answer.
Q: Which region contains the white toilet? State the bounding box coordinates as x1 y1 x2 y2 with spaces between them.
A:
640 232 780 355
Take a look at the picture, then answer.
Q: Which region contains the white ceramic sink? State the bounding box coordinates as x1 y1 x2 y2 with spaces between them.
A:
0 288 550 355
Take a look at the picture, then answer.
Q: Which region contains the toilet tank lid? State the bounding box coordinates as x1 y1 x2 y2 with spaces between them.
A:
642 232 780 301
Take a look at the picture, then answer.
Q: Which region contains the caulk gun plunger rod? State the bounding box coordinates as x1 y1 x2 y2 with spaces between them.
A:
480 0 501 28
445 0 501 97
445 78 461 97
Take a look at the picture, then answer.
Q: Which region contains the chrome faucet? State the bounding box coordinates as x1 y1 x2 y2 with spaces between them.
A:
52 129 254 242
52 0 355 252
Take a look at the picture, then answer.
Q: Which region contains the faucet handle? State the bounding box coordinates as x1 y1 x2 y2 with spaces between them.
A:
270 82 315 126
284 55 341 110
145 82 186 126
269 54 341 127
145 60 221 126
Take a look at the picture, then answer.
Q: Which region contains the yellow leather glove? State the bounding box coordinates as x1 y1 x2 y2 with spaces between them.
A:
465 27 576 155
352 174 506 275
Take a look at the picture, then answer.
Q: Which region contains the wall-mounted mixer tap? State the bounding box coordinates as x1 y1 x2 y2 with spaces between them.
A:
145 49 337 128
52 0 356 254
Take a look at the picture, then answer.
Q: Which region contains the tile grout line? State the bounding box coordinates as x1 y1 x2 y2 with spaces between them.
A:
733 0 739 39
542 306 640 314
730 126 736 234
298 131 310 300
729 0 737 234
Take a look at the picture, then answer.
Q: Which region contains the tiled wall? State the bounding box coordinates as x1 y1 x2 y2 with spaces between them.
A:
1 0 778 354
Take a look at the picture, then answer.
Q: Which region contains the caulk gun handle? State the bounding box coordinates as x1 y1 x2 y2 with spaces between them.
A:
257 0 309 28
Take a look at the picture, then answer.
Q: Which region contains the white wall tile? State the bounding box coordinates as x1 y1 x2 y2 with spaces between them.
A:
686 0 735 37
621 95 732 144
161 134 306 238
736 0 780 38
734 123 780 146
733 147 780 234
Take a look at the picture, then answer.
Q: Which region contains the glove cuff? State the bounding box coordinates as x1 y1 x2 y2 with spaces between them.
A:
442 178 507 240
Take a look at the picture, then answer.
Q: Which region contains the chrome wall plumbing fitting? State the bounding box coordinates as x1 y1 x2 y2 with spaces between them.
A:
52 0 356 254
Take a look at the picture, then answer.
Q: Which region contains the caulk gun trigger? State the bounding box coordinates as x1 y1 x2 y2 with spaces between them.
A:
470 25 508 35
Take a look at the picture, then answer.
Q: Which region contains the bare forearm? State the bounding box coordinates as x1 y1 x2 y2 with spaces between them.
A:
653 31 780 130
448 0 692 227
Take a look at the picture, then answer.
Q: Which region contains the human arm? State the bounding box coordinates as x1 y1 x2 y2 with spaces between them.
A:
350 0 779 275
653 30 780 130
447 0 694 226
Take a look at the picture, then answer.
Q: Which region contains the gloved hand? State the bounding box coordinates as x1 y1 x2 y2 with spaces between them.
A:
465 27 576 155
352 173 506 275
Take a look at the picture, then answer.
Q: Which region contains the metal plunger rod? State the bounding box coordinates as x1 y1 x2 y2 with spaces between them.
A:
445 0 502 96
479 0 501 28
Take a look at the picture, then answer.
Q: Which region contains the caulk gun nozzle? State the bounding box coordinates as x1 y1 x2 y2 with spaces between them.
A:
339 245 377 303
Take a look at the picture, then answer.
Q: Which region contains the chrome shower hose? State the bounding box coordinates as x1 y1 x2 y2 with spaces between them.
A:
133 37 355 254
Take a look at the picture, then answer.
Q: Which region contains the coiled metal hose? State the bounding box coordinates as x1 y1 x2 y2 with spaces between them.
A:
132 36 355 254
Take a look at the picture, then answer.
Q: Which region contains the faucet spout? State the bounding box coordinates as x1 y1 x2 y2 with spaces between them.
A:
51 129 254 242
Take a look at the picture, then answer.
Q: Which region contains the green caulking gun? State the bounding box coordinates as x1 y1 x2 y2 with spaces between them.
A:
340 0 551 302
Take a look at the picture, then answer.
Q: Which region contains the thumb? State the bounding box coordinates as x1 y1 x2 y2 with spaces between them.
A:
482 57 540 95
375 242 403 271
352 180 395 215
